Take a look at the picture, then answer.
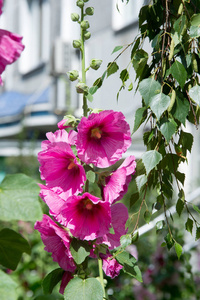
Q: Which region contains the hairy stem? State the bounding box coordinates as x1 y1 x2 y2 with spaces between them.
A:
98 258 106 298
80 6 88 117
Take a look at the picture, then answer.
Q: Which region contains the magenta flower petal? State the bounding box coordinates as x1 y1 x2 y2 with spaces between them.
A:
59 192 112 241
38 139 86 197
102 256 123 279
57 119 70 129
103 155 136 204
97 203 128 249
42 129 77 150
59 271 73 295
0 29 25 85
34 215 76 272
76 110 131 167
39 184 67 225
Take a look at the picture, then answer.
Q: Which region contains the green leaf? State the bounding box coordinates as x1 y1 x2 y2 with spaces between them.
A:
86 170 95 183
64 277 103 300
111 45 123 54
193 204 200 214
179 131 194 153
132 49 148 80
133 107 147 133
0 270 18 300
107 62 119 77
174 94 190 125
144 210 151 224
42 268 64 295
173 15 187 37
175 171 185 185
196 227 200 241
149 93 171 120
130 193 140 207
142 150 162 175
70 239 91 265
189 85 200 106
120 234 132 248
89 86 98 95
128 82 133 91
189 25 200 38
156 220 165 232
136 174 147 192
120 69 129 83
0 228 31 270
0 174 42 221
185 218 193 234
164 233 174 250
139 78 161 106
170 61 187 89
86 93 93 102
174 242 182 260
176 198 184 217
190 13 200 26
160 119 177 143
115 251 142 282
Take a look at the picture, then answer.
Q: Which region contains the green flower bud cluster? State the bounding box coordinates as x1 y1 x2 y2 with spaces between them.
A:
67 70 79 81
90 59 102 70
62 115 79 128
76 82 89 94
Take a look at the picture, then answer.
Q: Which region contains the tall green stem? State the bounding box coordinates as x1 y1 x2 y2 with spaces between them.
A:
98 258 106 298
80 6 88 117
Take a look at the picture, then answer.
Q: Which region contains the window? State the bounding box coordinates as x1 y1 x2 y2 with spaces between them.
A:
112 0 144 31
19 0 50 73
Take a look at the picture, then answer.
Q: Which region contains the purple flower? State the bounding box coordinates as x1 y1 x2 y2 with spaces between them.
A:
103 156 136 204
34 215 76 272
0 29 24 85
97 203 128 249
76 110 131 168
58 192 112 241
102 256 123 279
38 131 86 197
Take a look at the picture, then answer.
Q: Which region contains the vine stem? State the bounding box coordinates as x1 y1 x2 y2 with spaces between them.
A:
98 258 106 298
80 6 88 117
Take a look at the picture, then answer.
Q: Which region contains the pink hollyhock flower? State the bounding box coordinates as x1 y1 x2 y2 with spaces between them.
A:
34 215 76 272
0 29 25 85
39 184 66 225
103 155 136 204
96 203 128 249
59 192 112 241
76 110 131 168
59 271 73 295
38 136 86 197
57 119 70 129
41 129 77 150
102 256 123 279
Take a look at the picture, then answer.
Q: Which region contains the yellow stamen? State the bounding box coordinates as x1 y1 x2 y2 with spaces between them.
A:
67 160 76 170
83 198 93 210
91 127 102 139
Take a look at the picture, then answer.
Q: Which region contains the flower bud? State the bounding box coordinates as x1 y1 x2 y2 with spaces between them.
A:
80 20 90 30
90 59 102 70
84 31 91 40
71 13 80 22
83 0 89 2
67 70 79 81
85 7 94 16
72 39 81 49
76 0 84 8
76 82 89 94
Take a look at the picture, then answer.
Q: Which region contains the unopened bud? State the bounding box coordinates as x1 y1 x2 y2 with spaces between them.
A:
73 39 81 49
83 0 89 2
90 59 102 70
84 31 91 40
76 82 89 94
85 7 94 16
76 0 84 8
67 70 79 81
81 20 90 30
71 13 80 22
